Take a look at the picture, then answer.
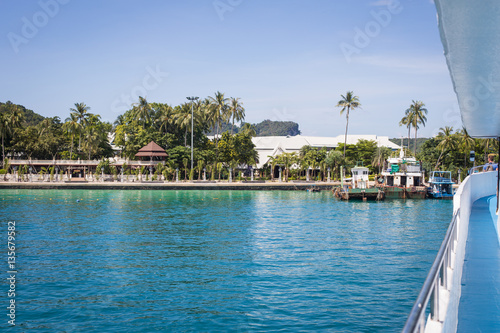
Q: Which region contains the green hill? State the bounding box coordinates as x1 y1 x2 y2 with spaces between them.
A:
390 137 429 153
0 101 45 126
207 120 301 137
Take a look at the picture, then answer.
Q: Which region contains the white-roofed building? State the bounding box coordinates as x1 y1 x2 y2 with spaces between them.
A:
252 135 400 169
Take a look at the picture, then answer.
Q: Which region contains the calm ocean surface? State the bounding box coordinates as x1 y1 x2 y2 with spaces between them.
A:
0 190 452 332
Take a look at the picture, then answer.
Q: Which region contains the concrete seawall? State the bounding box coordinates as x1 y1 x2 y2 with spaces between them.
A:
0 182 339 191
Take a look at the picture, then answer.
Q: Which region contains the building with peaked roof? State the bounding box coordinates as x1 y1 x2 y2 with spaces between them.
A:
135 141 168 161
252 134 400 168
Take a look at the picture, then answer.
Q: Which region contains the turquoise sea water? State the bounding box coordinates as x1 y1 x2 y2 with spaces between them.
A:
0 190 452 332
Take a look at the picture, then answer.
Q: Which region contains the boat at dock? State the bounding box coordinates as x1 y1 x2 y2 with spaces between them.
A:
427 171 455 199
378 148 427 199
334 166 384 201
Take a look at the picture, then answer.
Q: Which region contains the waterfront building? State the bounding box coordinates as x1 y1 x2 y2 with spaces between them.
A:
252 134 400 169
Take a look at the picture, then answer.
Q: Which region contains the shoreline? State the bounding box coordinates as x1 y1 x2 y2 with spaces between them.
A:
0 181 340 191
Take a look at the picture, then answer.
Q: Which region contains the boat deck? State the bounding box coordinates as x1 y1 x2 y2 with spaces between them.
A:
458 196 500 332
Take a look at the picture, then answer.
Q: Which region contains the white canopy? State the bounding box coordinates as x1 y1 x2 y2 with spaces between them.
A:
435 0 500 138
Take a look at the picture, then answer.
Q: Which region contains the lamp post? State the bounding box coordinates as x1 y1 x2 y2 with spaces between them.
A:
187 96 199 179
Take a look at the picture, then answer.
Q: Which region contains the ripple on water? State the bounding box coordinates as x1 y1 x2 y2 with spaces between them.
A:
0 190 452 332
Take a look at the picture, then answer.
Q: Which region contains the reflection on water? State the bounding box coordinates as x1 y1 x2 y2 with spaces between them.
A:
0 190 452 332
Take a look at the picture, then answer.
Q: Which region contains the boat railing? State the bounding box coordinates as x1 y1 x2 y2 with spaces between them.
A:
402 208 459 333
468 163 498 175
407 165 421 173
429 176 452 183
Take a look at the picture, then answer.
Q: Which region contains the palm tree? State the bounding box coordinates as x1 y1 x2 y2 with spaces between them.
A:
276 152 297 182
208 91 229 148
131 96 152 127
435 126 456 169
70 102 90 153
216 162 223 181
197 159 204 180
372 146 392 174
173 103 193 147
483 138 497 164
458 127 475 169
82 114 102 160
399 114 412 152
157 103 173 136
0 113 8 166
182 157 189 181
228 97 245 134
0 103 24 167
240 123 256 137
63 113 80 160
325 150 344 180
406 100 428 155
113 114 125 129
336 91 361 159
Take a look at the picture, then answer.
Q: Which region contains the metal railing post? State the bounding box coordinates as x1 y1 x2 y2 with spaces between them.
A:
402 209 460 332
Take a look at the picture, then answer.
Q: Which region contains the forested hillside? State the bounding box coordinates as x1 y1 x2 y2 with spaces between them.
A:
253 120 300 136
0 101 45 126
208 119 301 137
390 137 428 154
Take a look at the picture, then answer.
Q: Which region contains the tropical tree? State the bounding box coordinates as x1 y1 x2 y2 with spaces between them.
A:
267 156 278 181
228 97 245 134
372 146 393 174
70 102 91 153
435 126 456 169
325 150 344 180
155 103 173 137
216 162 223 181
275 152 297 182
240 122 257 137
131 96 152 127
197 159 204 180
399 114 412 152
458 127 475 169
0 103 24 167
336 91 361 158
62 113 80 160
483 138 498 164
173 103 193 147
406 100 428 155
182 157 189 181
208 91 229 149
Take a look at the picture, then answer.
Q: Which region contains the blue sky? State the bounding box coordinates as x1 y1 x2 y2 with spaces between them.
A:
0 0 461 138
